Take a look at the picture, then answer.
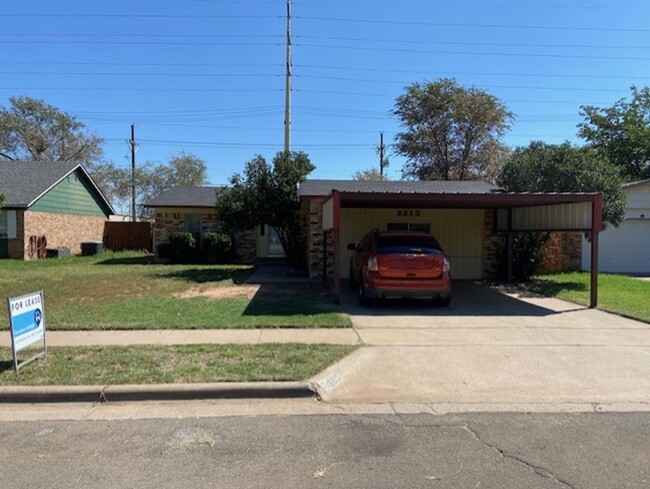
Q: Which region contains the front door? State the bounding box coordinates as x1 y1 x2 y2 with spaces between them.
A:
268 227 285 256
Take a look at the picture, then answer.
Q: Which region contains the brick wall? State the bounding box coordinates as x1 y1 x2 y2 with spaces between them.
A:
22 210 106 259
153 209 257 264
540 232 582 272
233 229 257 264
483 209 505 280
307 198 327 278
153 210 220 254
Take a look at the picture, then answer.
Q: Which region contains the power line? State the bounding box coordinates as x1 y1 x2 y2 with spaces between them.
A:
296 89 613 104
293 1 649 8
296 15 650 33
0 13 281 19
0 71 284 77
296 34 650 51
296 43 650 61
0 61 281 68
0 40 282 46
0 86 283 92
295 75 631 93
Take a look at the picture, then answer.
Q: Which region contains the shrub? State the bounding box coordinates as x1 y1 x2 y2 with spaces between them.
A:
157 242 172 260
202 232 233 263
498 232 548 282
168 231 197 263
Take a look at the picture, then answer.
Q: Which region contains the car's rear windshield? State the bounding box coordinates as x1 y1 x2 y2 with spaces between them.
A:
377 236 443 255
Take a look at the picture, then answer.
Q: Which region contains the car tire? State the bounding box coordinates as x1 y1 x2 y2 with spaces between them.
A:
358 281 370 306
437 296 451 307
349 265 357 290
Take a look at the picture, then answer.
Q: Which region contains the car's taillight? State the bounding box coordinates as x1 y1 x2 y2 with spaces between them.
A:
443 258 450 273
367 256 379 272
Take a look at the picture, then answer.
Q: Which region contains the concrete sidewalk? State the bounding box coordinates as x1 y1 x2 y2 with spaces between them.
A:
0 328 361 347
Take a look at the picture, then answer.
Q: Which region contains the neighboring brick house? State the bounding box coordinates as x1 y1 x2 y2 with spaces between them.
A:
0 161 114 259
144 186 284 264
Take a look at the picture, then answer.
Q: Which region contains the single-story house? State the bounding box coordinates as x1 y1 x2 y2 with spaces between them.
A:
0 160 114 259
145 179 605 306
143 186 285 264
582 178 650 274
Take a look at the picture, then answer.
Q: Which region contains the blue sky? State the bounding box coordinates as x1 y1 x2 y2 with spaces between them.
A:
2 0 650 184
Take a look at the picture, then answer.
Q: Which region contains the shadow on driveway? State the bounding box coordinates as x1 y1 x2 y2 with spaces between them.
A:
340 280 578 317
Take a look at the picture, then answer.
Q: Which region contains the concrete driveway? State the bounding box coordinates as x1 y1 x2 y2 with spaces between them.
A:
314 282 650 411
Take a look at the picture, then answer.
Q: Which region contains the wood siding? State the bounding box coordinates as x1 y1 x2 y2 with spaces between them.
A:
339 208 485 279
30 170 110 217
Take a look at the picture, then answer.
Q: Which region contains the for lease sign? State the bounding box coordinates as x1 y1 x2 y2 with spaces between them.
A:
8 291 45 352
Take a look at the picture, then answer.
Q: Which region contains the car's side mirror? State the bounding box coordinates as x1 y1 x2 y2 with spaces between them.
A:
347 243 357 251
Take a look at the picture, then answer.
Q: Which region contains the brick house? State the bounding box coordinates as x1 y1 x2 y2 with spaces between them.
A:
0 161 114 259
143 186 285 264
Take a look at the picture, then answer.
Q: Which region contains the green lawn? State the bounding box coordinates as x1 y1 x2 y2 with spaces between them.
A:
0 344 357 385
526 272 650 323
0 252 351 330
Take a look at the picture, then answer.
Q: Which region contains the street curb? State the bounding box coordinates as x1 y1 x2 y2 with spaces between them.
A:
0 382 316 404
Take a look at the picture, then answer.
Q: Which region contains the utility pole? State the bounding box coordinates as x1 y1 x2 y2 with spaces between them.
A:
379 132 388 179
128 124 137 222
284 0 292 152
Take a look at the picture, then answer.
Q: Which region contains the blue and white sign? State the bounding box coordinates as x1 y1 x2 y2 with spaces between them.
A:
8 291 46 353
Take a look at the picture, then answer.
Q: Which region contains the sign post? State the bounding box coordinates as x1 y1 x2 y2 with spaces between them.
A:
7 291 47 372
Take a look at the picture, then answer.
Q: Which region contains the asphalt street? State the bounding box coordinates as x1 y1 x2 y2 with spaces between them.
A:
1 410 648 489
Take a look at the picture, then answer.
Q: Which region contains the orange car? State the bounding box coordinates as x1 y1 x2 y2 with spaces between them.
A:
348 230 452 306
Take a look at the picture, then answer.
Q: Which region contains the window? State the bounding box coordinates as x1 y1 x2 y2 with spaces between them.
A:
386 222 431 233
0 212 6 238
386 222 408 231
185 214 202 234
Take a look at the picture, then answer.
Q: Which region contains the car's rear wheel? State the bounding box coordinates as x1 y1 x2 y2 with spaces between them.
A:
349 265 357 290
436 296 451 307
358 280 370 306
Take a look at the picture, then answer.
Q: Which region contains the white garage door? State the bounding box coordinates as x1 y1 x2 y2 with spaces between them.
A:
582 219 650 273
339 208 485 279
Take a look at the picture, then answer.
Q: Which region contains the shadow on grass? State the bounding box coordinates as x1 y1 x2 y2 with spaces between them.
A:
525 279 588 297
0 360 15 374
157 267 252 284
243 283 338 317
96 255 155 265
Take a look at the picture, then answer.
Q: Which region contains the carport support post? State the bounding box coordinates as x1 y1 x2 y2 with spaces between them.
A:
332 191 341 304
506 208 513 283
590 194 603 309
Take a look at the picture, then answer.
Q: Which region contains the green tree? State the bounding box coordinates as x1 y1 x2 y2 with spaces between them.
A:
216 151 315 268
579 86 650 181
352 167 389 181
0 95 103 163
91 152 208 216
393 78 513 181
499 141 626 227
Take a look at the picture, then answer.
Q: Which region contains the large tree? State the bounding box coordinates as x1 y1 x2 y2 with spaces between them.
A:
0 95 103 163
216 151 314 268
497 141 626 281
579 86 650 181
92 152 208 216
393 78 513 181
499 141 626 228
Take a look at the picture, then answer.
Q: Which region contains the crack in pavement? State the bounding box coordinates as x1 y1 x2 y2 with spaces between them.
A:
461 422 576 489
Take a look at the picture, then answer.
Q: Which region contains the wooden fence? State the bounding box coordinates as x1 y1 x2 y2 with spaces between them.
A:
103 222 153 252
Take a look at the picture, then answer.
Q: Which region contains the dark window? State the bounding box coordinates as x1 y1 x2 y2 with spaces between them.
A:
377 235 443 255
386 222 408 231
185 214 202 234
